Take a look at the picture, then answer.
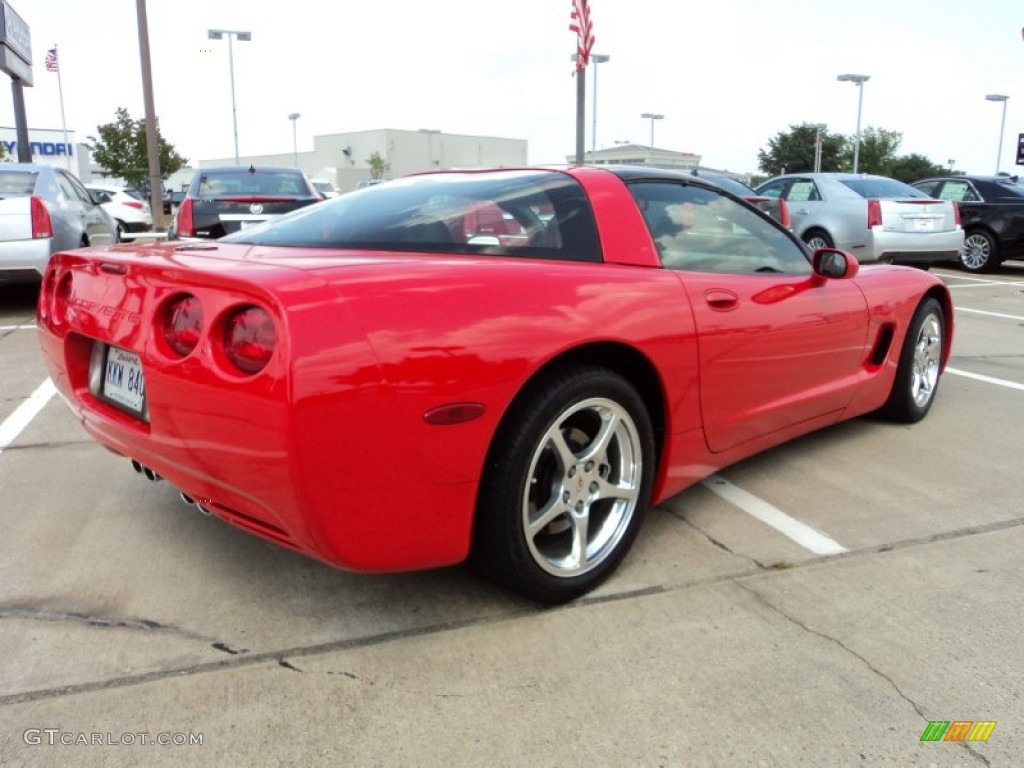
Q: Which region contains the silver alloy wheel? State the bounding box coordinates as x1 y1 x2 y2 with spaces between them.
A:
911 311 942 408
961 233 991 271
805 235 829 251
522 397 642 578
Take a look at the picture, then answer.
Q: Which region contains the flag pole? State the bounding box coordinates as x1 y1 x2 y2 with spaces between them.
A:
52 45 71 171
575 68 586 164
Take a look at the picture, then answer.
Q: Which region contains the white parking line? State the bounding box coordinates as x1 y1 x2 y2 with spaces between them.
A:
0 379 56 455
700 475 848 555
947 367 1024 392
941 273 1024 286
0 324 37 331
955 307 1024 322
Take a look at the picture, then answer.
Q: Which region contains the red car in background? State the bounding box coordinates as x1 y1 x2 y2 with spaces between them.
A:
37 166 952 603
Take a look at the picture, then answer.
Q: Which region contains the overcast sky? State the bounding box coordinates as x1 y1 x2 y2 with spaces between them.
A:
7 0 1022 176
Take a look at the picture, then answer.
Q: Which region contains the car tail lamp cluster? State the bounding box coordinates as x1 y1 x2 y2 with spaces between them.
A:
777 198 792 229
163 295 204 357
953 201 961 227
867 199 882 229
176 197 195 237
123 200 145 210
31 196 54 239
160 295 276 375
224 306 277 375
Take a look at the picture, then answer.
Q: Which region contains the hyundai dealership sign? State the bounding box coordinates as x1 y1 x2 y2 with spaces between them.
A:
0 126 76 167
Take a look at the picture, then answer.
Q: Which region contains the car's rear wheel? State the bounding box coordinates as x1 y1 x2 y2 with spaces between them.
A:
114 220 126 243
878 298 945 423
471 367 655 604
960 230 998 273
803 229 833 252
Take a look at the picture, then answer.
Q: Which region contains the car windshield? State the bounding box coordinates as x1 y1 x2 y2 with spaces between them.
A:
196 171 313 198
123 187 145 201
0 171 39 197
221 170 602 262
839 178 929 199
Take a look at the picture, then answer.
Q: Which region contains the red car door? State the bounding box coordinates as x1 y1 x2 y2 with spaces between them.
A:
626 178 870 454
680 270 868 452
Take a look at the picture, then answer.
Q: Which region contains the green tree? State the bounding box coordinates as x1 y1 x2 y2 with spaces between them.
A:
885 154 948 184
757 123 847 176
839 126 903 174
366 151 390 180
86 108 186 186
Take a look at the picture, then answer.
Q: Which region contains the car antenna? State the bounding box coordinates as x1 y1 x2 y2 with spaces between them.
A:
248 164 256 174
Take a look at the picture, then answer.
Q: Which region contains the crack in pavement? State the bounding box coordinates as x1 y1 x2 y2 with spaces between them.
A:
735 584 992 767
1 516 1021 715
0 607 214 643
666 509 768 569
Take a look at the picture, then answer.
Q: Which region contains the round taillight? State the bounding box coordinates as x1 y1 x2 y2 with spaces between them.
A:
53 272 73 325
163 295 204 357
223 306 276 375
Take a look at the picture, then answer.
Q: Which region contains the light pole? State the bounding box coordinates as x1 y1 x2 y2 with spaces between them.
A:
812 124 826 173
837 73 870 173
948 158 955 172
208 28 252 164
640 113 664 149
288 113 300 168
985 94 1009 173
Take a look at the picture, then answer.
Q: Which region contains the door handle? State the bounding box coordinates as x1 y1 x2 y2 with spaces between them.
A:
704 289 739 311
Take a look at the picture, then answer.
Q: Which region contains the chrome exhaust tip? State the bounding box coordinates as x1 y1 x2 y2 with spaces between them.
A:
196 504 213 517
143 467 162 482
180 492 195 506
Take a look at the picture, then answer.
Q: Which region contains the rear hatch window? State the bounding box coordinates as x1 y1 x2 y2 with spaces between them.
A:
839 178 929 199
0 171 38 197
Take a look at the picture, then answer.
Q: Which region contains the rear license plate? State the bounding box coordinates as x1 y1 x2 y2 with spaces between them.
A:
912 218 936 231
103 346 146 416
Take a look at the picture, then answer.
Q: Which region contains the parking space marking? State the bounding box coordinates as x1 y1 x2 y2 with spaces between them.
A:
701 476 848 555
947 367 1024 392
954 307 1024 322
0 324 37 331
0 379 56 455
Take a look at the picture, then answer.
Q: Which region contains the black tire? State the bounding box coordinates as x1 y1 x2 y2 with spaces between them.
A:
471 366 655 604
115 221 126 243
960 230 999 273
802 229 833 252
878 298 945 423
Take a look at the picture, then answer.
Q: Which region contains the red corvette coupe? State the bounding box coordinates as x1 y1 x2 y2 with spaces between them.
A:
37 166 953 603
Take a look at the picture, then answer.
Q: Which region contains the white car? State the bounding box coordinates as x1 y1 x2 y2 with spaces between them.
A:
309 178 338 198
86 184 152 241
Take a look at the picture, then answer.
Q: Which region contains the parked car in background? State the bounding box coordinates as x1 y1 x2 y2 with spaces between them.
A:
38 165 953 603
168 166 321 240
309 178 338 199
755 173 962 265
0 163 117 284
691 169 791 228
86 184 153 241
162 189 187 216
910 175 1024 272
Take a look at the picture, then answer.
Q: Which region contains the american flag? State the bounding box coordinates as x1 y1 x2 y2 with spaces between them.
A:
569 0 594 72
45 47 59 73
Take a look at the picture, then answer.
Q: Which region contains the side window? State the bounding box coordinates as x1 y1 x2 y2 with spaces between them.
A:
90 190 112 204
937 181 979 203
628 181 811 275
758 180 785 199
54 173 80 203
786 180 820 202
59 172 96 205
912 181 940 197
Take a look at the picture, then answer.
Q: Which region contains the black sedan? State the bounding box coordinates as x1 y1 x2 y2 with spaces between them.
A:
911 175 1024 272
169 166 321 240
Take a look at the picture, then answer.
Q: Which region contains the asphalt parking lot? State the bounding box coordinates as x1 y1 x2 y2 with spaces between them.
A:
1 264 1022 767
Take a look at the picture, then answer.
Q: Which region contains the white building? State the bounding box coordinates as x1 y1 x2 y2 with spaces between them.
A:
201 128 529 192
0 126 86 176
568 144 701 170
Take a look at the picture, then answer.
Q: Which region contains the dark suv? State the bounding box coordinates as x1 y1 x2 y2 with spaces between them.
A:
169 166 321 240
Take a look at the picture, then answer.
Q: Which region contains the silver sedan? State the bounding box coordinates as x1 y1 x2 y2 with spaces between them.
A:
0 164 117 285
755 173 963 265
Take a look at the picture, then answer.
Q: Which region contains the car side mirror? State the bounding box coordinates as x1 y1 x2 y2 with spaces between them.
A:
812 248 858 280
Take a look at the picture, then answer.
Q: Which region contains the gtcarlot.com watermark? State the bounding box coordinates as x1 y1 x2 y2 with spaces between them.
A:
23 729 203 747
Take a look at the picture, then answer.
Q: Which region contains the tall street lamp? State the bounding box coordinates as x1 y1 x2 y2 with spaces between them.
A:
985 94 1009 173
640 113 664 149
812 123 826 173
837 73 870 173
208 28 252 164
288 112 301 168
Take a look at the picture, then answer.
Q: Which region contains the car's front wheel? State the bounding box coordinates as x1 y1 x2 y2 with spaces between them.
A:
960 230 998 273
114 220 126 243
471 367 655 604
878 298 945 423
